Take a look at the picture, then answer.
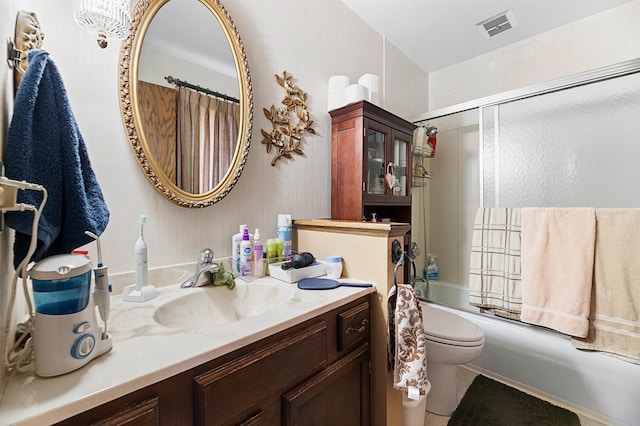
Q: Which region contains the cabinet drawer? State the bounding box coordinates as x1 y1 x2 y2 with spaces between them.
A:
194 321 327 425
338 302 370 352
93 396 159 426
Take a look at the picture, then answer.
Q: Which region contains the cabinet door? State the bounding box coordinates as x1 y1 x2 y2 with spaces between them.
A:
193 322 327 425
364 119 412 205
363 118 391 203
282 344 370 426
389 129 412 203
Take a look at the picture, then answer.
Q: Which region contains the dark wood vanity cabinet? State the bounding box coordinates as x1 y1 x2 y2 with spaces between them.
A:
330 101 416 224
55 296 371 426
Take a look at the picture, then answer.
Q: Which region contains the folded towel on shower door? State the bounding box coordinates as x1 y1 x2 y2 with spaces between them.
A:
387 284 429 397
469 207 522 320
572 209 640 364
520 208 595 338
5 50 110 268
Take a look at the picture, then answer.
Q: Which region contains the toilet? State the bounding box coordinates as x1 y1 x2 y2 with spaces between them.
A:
421 302 485 416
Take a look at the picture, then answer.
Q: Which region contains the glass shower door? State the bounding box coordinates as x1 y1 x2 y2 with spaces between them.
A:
482 70 640 208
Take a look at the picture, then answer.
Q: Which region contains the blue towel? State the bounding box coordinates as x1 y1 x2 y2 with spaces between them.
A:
5 50 109 268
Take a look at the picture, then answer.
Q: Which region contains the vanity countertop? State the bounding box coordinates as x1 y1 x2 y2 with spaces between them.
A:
0 276 374 426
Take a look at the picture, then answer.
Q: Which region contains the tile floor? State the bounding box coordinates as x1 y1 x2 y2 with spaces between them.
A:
423 367 607 426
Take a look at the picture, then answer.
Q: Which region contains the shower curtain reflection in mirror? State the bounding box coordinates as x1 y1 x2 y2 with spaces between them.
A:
176 86 239 193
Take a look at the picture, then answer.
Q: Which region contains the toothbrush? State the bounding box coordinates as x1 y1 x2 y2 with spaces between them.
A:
135 215 149 291
85 231 110 340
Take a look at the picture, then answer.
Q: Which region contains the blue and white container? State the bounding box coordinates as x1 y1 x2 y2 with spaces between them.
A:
277 214 292 261
325 255 343 279
30 254 92 315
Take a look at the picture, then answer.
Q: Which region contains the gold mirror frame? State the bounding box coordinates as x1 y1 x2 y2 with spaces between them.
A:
119 0 252 207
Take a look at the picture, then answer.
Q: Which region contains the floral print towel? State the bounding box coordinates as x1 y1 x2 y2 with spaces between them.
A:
388 283 428 396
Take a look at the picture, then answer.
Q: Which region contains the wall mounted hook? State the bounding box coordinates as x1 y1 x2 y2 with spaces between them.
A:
12 10 44 90
7 39 23 72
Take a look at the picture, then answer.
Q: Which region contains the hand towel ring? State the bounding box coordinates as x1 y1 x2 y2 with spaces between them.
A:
393 251 417 289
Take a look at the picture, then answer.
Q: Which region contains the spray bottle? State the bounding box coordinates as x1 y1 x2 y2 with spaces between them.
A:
253 228 264 277
426 253 439 282
277 214 292 261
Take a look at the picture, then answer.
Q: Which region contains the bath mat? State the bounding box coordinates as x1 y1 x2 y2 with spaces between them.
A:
447 375 580 426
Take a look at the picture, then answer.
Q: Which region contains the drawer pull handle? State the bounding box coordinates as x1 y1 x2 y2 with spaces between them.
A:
346 319 369 335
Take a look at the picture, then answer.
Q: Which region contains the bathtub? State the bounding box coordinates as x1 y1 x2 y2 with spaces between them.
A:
421 281 640 426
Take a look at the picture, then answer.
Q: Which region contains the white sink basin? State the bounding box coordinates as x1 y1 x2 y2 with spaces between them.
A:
153 281 298 328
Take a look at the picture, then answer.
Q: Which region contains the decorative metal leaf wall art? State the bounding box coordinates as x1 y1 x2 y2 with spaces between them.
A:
261 71 316 166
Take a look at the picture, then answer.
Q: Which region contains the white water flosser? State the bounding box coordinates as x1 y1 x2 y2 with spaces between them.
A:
85 231 110 340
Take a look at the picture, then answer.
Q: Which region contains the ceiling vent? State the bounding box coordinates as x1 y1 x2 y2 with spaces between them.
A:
476 9 518 39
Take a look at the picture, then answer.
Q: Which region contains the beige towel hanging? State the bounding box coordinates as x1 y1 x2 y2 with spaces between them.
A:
520 207 595 338
572 209 640 364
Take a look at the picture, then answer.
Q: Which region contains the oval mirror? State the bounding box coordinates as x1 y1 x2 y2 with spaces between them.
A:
119 0 252 207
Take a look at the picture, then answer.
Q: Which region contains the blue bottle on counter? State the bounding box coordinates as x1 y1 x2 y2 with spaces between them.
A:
277 214 292 261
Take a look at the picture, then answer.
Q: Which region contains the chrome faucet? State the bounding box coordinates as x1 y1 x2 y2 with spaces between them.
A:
181 248 220 288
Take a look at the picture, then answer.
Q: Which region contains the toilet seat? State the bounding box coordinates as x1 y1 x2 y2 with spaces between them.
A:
425 333 484 347
423 305 484 347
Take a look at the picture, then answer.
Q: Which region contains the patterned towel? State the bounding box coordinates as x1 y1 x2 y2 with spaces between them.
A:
469 208 522 320
388 284 428 397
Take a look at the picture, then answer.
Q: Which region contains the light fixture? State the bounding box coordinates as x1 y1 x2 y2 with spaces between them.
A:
72 0 131 49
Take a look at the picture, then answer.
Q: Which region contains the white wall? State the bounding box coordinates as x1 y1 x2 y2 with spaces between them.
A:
429 0 640 110
0 0 17 395
0 0 427 391
138 44 239 97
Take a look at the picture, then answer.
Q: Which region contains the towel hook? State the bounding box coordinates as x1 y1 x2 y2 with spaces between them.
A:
11 10 45 89
7 39 23 73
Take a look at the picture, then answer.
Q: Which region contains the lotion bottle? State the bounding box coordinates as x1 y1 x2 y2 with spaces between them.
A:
239 227 252 277
232 224 247 273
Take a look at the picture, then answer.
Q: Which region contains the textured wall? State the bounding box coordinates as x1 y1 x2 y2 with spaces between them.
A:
0 0 17 397
0 0 427 391
429 0 640 110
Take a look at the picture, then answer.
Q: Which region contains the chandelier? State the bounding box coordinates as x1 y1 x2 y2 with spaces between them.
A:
72 0 131 49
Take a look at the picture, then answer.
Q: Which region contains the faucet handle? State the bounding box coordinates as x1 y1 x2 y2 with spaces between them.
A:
199 248 214 264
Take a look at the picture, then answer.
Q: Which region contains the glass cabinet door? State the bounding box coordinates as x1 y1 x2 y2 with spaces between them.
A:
390 130 411 201
391 134 409 197
366 125 387 197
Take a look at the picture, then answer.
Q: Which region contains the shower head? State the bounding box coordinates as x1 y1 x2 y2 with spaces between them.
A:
425 125 438 137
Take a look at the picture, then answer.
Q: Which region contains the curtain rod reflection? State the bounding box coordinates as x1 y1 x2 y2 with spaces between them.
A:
164 75 239 104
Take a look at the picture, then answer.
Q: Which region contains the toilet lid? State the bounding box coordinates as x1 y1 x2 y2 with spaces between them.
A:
422 304 484 345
